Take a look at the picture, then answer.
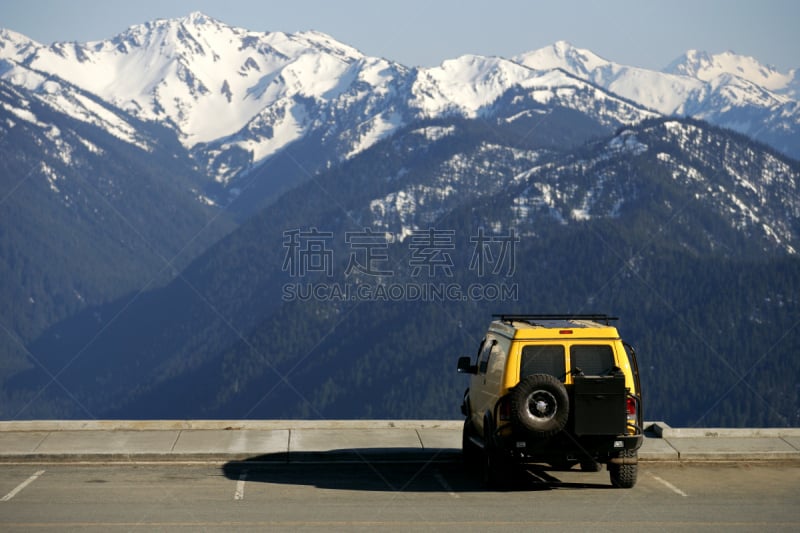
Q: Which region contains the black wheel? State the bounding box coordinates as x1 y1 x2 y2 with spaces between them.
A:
482 421 507 488
462 420 481 469
511 374 569 437
609 449 638 488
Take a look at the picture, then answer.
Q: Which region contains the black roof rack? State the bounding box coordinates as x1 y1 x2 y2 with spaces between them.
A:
493 314 619 325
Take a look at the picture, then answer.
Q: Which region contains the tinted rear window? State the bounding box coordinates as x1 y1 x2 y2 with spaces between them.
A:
521 345 566 380
570 345 615 376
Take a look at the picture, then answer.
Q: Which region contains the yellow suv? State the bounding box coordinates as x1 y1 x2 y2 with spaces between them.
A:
457 314 643 488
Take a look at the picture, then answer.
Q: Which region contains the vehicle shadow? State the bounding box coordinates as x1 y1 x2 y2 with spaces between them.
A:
220 450 615 493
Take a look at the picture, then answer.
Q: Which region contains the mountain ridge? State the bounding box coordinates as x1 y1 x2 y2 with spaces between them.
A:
1 12 797 194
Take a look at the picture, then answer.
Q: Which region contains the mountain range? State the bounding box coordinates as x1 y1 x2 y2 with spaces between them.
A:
2 12 797 188
0 13 798 426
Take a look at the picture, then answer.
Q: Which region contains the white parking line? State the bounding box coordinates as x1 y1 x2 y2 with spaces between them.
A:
1 470 46 502
234 471 248 501
650 473 688 497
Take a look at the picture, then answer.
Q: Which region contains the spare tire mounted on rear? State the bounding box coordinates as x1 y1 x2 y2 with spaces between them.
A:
511 373 569 437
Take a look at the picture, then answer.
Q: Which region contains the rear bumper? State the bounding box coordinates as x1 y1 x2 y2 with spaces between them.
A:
497 429 643 463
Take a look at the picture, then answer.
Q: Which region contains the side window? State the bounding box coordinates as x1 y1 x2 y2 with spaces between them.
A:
571 345 615 376
487 339 506 375
520 345 566 381
474 338 486 363
478 339 496 374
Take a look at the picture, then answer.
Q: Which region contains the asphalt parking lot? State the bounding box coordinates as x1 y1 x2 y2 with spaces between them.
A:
1 461 799 531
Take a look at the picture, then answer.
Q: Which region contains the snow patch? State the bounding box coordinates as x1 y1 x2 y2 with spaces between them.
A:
0 101 45 127
608 131 648 155
412 125 455 142
40 162 60 193
77 136 103 154
345 111 403 159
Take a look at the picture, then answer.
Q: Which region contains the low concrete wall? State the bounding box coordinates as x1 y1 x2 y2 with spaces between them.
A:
0 420 463 432
1 420 799 464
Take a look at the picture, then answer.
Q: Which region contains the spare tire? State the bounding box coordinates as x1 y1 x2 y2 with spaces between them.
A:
511 373 569 437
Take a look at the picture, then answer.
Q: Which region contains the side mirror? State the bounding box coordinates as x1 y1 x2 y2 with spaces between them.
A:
457 356 477 374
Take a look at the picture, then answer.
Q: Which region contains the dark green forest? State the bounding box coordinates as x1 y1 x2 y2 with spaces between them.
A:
2 110 798 428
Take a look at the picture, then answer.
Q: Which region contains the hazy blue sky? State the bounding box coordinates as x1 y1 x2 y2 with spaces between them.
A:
1 0 798 71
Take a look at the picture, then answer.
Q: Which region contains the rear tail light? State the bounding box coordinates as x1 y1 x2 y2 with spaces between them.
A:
626 397 637 423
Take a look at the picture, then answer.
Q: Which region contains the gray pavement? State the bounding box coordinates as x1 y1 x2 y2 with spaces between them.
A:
1 420 799 463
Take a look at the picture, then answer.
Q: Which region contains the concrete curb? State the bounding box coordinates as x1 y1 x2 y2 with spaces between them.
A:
647 421 800 439
0 420 463 432
1 421 798 464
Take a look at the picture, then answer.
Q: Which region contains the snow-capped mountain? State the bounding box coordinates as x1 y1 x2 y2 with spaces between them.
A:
0 58 154 150
2 13 795 196
515 41 705 115
0 12 796 225
665 49 798 98
515 42 799 159
0 14 671 192
1 14 395 152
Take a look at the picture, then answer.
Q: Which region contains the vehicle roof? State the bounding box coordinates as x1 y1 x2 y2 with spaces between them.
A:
489 317 621 340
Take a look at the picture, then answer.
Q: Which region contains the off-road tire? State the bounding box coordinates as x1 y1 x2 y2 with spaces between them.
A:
462 420 481 469
482 422 508 488
510 373 569 437
609 449 638 488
